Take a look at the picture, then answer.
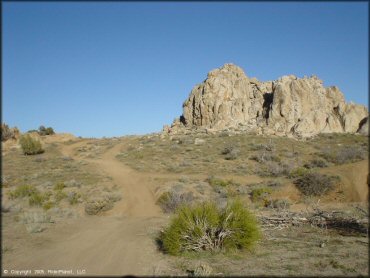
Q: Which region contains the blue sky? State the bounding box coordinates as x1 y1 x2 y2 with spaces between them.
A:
3 2 368 138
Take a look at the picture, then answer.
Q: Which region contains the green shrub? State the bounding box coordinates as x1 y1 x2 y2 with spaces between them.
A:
19 134 44 155
8 185 37 199
159 200 261 255
294 173 339 196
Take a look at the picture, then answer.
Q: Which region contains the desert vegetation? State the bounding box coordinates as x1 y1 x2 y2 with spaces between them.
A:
1 123 19 141
117 133 368 177
294 172 340 196
159 200 260 255
38 125 55 136
2 131 368 276
19 134 44 155
27 125 55 136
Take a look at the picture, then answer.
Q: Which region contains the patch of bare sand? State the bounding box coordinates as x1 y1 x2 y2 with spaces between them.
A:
3 214 170 275
319 160 368 202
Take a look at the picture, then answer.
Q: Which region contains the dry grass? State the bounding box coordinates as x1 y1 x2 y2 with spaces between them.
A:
117 133 367 177
166 224 368 276
2 132 368 276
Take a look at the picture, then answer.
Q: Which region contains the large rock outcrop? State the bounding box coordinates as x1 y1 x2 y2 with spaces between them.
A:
166 64 368 138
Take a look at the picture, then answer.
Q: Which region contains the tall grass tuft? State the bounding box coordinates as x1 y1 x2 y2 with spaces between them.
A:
159 200 260 255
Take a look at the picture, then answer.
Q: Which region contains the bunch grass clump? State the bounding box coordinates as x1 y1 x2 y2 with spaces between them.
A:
8 184 37 199
207 176 238 187
19 134 44 155
160 200 260 255
29 191 51 206
8 184 53 207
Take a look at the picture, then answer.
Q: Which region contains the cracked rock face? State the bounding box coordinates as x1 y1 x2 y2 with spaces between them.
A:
169 63 368 138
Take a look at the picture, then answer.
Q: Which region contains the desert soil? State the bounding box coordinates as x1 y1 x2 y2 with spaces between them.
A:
2 141 174 276
2 134 369 276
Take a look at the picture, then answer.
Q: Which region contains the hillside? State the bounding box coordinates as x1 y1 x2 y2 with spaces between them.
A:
1 130 368 276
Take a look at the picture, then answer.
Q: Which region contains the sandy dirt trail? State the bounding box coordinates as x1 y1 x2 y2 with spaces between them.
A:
63 141 162 217
4 140 170 276
321 159 369 202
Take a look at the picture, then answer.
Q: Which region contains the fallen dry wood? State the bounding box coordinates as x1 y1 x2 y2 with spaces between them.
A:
258 210 369 235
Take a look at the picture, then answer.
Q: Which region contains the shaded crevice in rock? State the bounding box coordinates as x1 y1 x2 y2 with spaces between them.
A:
357 117 369 136
333 105 345 131
357 117 368 131
262 92 274 124
191 97 196 126
179 115 186 126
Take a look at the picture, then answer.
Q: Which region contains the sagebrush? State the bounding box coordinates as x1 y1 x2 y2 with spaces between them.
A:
157 191 194 213
294 172 339 196
19 134 44 155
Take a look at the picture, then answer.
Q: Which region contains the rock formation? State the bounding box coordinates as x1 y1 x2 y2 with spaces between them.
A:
165 64 368 138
